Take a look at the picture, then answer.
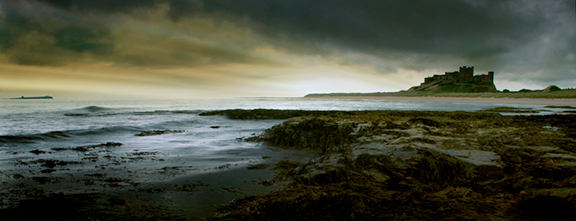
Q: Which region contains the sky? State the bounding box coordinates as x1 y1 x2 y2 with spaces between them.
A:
0 0 575 100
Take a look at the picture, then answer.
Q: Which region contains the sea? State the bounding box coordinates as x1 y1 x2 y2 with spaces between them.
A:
0 97 563 184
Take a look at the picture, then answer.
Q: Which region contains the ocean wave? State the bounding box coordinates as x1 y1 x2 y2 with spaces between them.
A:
63 106 118 117
128 110 202 115
74 126 142 136
0 126 142 144
79 105 114 112
171 110 203 114
63 109 202 117
0 131 71 144
154 119 201 127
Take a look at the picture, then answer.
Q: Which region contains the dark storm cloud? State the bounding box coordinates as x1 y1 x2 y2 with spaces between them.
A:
0 0 264 66
1 0 574 88
35 0 202 21
202 0 576 87
27 0 549 59
0 3 36 43
0 27 13 49
203 0 540 57
0 2 114 65
51 26 113 53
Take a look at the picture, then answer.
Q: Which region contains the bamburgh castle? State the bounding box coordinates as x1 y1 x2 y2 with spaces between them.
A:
409 66 497 93
422 66 494 85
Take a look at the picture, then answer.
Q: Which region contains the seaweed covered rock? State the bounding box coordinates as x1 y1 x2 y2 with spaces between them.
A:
408 118 443 127
354 153 403 180
212 110 576 220
261 118 355 152
412 148 475 184
212 148 507 221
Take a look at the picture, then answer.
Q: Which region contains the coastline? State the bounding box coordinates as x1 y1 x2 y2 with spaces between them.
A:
304 95 576 106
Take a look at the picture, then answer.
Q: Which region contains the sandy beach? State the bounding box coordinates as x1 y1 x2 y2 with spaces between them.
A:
305 95 576 106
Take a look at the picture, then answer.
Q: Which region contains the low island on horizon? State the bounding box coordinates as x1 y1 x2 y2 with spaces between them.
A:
9 95 54 100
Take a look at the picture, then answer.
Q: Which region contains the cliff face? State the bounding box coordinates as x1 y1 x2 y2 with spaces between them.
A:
409 66 497 93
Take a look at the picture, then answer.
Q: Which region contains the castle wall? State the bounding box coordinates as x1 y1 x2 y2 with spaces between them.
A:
473 75 488 83
445 72 457 81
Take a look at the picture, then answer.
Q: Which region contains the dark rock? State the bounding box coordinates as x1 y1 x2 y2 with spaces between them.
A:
40 169 56 173
42 160 57 168
247 163 270 170
30 149 46 154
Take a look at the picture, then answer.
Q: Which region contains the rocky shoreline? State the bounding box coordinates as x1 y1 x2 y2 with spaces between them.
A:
211 110 576 220
2 109 576 220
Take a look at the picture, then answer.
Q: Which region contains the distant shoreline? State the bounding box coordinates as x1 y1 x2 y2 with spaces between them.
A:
304 95 576 106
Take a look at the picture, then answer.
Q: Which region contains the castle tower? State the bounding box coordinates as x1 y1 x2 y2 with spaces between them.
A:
459 66 474 83
488 71 494 83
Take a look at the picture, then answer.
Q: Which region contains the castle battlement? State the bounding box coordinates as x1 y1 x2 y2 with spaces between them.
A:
422 66 494 86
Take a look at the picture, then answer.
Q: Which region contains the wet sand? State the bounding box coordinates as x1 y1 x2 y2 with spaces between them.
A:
0 165 288 220
305 95 576 106
0 144 315 220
